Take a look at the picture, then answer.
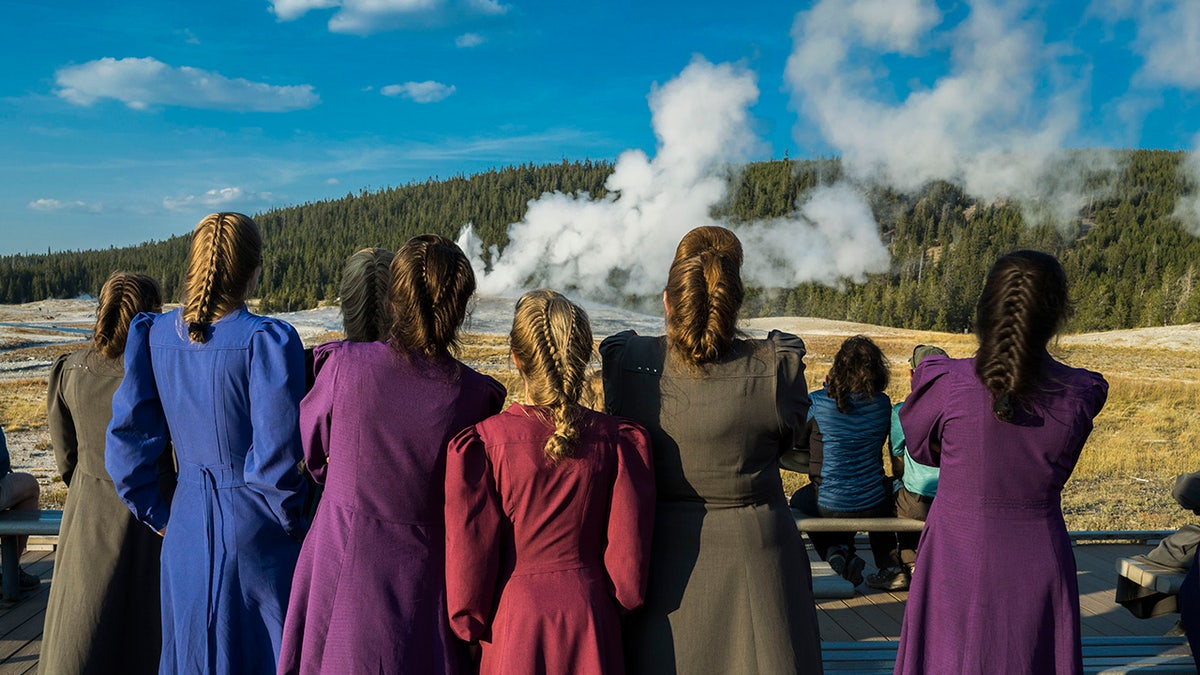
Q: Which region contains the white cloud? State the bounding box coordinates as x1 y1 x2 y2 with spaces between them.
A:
455 32 485 47
381 80 456 103
786 0 1102 225
270 0 340 21
459 57 889 300
162 186 275 211
55 57 318 112
269 0 507 35
27 198 103 214
325 177 341 185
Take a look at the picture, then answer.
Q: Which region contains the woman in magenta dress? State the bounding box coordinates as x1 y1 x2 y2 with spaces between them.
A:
444 290 655 675
894 250 1108 675
279 234 506 675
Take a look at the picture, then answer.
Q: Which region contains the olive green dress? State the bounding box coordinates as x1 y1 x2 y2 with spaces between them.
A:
42 349 175 675
600 330 823 675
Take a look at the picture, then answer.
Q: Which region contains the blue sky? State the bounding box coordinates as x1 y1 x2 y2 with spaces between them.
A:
1 0 1198 255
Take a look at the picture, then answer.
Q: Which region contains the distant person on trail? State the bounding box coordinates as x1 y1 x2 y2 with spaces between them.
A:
894 250 1108 675
0 427 40 592
865 344 947 592
444 290 655 675
279 234 505 675
42 272 173 675
107 212 309 674
789 335 894 588
601 225 823 675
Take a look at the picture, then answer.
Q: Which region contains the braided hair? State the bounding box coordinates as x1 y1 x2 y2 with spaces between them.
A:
388 234 475 358
182 213 262 343
93 272 163 359
664 226 745 366
826 335 889 414
340 247 395 342
510 290 593 462
974 250 1071 421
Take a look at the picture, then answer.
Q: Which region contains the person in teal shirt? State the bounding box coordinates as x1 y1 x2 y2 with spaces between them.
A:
866 344 945 591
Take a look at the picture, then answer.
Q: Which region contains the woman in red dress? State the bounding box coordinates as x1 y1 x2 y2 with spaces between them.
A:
444 289 656 675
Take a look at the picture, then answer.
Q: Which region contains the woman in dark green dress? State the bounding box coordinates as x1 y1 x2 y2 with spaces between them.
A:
601 226 823 674
42 272 175 675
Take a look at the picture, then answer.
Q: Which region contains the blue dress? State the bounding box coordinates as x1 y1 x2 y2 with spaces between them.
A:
107 307 308 674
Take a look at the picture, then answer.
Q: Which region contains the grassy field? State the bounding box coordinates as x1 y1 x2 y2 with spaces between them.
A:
3 324 1198 531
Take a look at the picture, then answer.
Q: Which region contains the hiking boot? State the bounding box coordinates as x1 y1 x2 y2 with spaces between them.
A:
866 565 911 591
843 555 866 586
826 546 849 579
0 568 40 592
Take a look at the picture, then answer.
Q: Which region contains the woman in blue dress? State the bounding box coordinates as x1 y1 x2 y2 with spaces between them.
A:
107 212 308 674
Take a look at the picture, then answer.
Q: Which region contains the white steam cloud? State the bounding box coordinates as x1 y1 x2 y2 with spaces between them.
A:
786 0 1111 226
459 58 889 300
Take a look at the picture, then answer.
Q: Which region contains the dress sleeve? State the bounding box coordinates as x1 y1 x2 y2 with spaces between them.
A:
244 318 309 539
47 354 78 486
771 331 811 457
605 420 656 612
106 314 172 532
897 355 951 467
299 342 341 485
598 330 636 415
444 425 502 643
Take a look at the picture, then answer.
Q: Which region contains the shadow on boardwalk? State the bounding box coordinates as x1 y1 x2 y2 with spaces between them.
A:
0 543 1186 671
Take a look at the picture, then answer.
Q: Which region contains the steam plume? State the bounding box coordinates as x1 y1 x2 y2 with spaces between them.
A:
459 57 889 300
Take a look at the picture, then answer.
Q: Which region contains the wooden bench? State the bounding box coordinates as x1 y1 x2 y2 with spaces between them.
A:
794 514 925 533
822 636 1194 673
1118 557 1187 596
0 510 62 601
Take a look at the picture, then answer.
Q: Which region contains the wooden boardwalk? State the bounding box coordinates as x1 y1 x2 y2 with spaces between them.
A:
0 543 1188 672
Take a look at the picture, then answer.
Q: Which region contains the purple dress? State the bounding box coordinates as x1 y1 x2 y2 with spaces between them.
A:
278 341 505 675
894 355 1108 675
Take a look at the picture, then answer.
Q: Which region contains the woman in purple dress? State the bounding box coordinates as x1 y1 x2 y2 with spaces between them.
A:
894 250 1109 674
279 234 506 675
444 290 655 675
107 213 309 674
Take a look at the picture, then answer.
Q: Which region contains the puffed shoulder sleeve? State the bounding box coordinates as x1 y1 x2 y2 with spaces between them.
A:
770 331 811 454
1081 369 1109 420
444 425 502 643
299 341 343 485
244 318 308 538
106 313 171 532
599 330 637 415
47 354 78 485
897 355 951 467
605 419 656 612
482 373 507 415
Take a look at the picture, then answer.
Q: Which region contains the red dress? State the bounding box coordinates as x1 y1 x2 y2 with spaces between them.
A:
444 403 655 675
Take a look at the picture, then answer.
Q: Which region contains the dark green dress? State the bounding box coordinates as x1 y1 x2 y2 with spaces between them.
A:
42 349 175 675
601 330 823 675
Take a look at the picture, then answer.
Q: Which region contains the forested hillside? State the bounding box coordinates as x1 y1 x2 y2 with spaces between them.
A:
2 151 1197 332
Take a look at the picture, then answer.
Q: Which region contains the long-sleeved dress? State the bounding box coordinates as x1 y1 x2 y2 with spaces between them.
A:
894 354 1108 675
279 340 505 675
106 307 309 674
444 403 656 675
43 349 175 674
600 330 824 675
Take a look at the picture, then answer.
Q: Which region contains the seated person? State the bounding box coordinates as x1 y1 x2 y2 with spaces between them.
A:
867 344 946 591
788 336 893 587
1116 470 1200 618
0 427 42 590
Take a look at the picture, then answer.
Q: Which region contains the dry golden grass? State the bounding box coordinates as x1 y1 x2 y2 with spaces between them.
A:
0 378 49 432
3 323 1194 530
